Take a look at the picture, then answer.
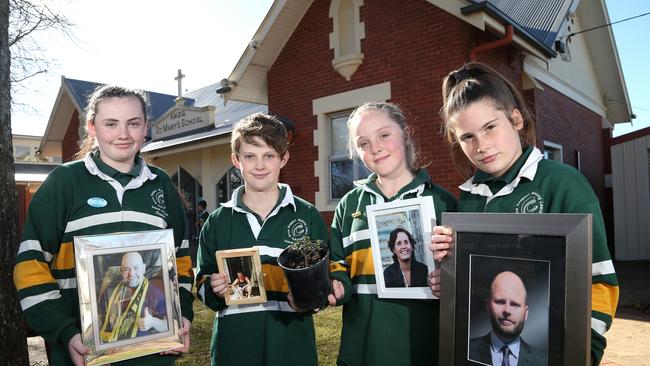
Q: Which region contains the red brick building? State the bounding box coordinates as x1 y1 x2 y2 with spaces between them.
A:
37 1 632 254
221 0 632 249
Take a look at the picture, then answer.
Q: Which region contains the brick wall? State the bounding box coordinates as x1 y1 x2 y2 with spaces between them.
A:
530 82 606 202
268 0 608 222
269 0 478 207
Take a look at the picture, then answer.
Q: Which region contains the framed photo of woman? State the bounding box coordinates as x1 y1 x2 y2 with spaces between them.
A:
366 196 437 299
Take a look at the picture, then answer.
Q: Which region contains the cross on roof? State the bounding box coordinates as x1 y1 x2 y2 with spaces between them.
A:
174 69 185 99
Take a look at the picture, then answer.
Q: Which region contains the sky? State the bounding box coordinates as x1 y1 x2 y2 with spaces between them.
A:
9 0 650 138
605 0 650 136
10 0 274 136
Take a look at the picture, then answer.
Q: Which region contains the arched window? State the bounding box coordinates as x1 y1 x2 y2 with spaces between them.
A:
216 166 243 205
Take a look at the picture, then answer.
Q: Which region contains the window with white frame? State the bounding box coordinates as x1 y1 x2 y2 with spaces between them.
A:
312 81 391 211
543 141 563 162
329 111 369 200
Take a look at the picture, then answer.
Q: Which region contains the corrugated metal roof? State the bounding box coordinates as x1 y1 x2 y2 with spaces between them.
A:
183 82 268 125
467 0 573 48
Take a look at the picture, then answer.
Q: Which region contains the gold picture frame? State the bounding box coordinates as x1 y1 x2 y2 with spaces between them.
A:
216 247 267 306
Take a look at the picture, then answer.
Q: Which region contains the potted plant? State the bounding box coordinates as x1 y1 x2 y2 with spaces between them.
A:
277 237 331 310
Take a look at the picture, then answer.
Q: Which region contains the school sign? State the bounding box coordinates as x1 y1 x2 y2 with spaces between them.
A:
152 104 215 140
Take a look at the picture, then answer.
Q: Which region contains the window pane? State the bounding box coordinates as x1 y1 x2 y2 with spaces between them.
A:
544 149 555 160
331 114 350 156
355 161 370 179
216 176 227 205
331 159 354 199
14 146 31 160
229 168 243 190
216 167 243 205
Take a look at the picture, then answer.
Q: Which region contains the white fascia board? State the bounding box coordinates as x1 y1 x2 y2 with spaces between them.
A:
143 135 231 158
227 0 312 104
524 57 606 117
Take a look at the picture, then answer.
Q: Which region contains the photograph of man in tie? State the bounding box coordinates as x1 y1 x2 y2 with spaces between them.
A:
468 271 546 366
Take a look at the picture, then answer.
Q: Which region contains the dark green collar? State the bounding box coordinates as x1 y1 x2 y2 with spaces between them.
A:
366 169 431 200
472 145 534 185
91 150 141 186
236 185 288 224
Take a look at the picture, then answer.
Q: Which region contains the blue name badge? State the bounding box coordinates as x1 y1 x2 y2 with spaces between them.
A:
87 197 108 208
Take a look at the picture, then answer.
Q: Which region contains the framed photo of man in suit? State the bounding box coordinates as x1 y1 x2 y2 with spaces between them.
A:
439 213 591 366
74 229 184 366
366 197 437 299
467 255 550 366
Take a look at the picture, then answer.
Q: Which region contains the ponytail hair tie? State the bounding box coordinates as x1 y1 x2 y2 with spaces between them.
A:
450 68 476 85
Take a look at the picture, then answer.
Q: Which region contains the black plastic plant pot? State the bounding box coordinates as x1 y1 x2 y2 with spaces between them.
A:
277 247 332 310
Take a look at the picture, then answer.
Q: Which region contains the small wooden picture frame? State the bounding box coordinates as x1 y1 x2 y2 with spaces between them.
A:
216 247 267 305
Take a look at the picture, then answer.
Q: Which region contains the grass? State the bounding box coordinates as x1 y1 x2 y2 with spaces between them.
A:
179 294 342 365
177 301 213 366
314 306 343 365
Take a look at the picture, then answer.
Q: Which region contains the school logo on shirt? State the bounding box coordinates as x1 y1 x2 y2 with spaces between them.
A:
150 189 168 218
515 192 544 213
286 219 309 242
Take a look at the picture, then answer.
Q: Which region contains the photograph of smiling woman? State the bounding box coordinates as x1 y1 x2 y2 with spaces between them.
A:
383 227 428 288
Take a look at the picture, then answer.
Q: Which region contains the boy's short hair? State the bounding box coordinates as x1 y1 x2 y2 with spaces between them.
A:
231 113 289 157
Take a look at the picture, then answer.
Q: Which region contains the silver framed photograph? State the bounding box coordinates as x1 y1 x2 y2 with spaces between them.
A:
439 213 592 366
367 196 437 299
74 229 184 366
216 247 267 306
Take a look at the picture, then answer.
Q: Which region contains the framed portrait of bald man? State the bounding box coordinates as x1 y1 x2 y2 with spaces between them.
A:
439 213 591 366
74 229 184 366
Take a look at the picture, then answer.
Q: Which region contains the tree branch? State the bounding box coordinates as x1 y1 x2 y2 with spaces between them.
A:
10 68 47 83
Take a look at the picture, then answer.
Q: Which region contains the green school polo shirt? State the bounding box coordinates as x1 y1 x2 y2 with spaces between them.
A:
458 146 618 364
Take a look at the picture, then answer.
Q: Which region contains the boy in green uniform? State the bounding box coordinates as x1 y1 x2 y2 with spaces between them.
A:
195 113 328 366
431 62 618 365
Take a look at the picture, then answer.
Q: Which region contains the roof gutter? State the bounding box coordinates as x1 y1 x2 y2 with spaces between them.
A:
470 24 514 61
461 2 557 59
